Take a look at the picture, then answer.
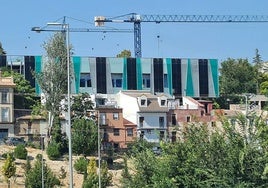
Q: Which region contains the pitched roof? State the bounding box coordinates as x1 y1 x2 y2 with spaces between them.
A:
16 115 46 120
123 118 136 126
185 96 204 107
250 95 268 102
139 99 169 112
121 90 156 98
121 90 169 113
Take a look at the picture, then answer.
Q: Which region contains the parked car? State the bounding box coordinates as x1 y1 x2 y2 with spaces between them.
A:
5 137 25 146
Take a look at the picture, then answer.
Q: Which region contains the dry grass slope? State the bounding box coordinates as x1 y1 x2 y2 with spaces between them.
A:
0 145 123 188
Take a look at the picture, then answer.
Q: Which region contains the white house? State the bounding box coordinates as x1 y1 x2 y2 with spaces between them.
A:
116 90 170 143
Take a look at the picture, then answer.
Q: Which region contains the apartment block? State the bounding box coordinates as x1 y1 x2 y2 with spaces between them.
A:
0 71 16 140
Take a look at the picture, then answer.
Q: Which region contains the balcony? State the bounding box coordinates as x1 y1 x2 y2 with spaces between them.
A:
99 118 109 126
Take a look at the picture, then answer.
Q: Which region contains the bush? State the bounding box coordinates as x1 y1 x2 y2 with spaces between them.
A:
26 141 41 149
74 157 88 174
25 156 60 188
46 142 61 160
14 144 27 159
1 152 15 161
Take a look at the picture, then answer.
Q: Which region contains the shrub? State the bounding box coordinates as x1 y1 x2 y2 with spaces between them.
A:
26 141 41 149
74 157 88 174
1 152 15 161
14 144 27 160
46 142 61 160
25 156 60 188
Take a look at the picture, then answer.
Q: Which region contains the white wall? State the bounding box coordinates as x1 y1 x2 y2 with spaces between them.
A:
138 112 166 143
117 92 139 124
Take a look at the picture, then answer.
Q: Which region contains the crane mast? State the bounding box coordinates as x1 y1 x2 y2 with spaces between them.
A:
95 13 268 58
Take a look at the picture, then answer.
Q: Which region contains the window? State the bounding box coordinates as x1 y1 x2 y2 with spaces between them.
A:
164 74 168 88
160 100 166 106
113 112 119 120
80 73 91 87
211 122 216 127
140 131 144 139
141 99 146 106
80 79 86 87
113 128 120 136
112 79 122 87
1 108 9 122
112 73 123 88
186 116 191 122
142 74 150 88
87 79 92 87
139 117 144 127
1 89 8 103
127 128 133 136
99 113 106 125
159 117 164 128
171 114 176 125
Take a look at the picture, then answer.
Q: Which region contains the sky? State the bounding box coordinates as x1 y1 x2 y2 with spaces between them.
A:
1 0 268 62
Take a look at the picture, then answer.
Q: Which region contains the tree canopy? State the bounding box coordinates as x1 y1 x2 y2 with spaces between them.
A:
2 68 37 109
71 93 94 120
116 49 131 58
220 58 257 95
72 118 98 156
121 115 268 187
35 32 72 134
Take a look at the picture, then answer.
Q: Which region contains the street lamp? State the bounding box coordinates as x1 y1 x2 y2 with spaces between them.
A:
46 22 73 188
97 110 101 188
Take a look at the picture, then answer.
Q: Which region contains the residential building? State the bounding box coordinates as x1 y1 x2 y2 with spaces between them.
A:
167 96 215 142
15 115 47 142
116 90 170 143
94 94 136 151
0 71 16 140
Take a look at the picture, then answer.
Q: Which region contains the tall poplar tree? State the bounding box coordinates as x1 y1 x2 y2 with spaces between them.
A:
35 32 71 134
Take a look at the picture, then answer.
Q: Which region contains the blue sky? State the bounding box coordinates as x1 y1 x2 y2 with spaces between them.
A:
1 0 268 62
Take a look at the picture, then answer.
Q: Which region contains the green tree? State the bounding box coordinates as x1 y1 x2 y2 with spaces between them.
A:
35 32 71 133
116 49 131 58
72 118 98 156
50 115 68 154
0 42 6 55
100 161 113 187
253 49 263 94
74 157 88 174
46 115 68 159
83 157 112 188
121 117 268 187
1 153 16 187
220 58 256 95
25 154 60 188
71 93 94 120
83 157 98 188
126 138 154 157
14 144 28 159
2 68 37 109
25 156 31 175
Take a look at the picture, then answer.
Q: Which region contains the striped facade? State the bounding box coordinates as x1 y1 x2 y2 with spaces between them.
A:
0 55 219 98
